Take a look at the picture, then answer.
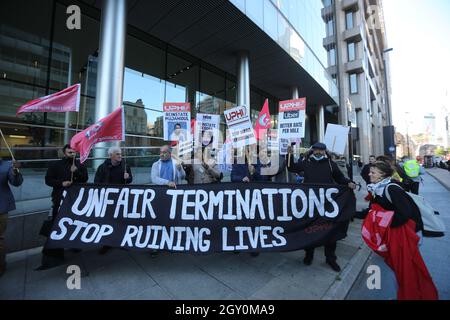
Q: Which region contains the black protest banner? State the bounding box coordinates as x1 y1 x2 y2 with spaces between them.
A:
45 182 356 253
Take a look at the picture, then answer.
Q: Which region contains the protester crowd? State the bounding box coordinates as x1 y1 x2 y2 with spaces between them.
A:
0 136 441 300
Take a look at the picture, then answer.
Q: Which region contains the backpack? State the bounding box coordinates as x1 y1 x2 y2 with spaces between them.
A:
385 183 445 237
403 160 420 178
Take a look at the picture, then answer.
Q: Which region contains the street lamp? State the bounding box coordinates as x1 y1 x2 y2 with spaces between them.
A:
405 111 411 158
383 48 393 126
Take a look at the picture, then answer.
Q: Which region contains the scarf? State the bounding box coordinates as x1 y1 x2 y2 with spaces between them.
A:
367 177 392 197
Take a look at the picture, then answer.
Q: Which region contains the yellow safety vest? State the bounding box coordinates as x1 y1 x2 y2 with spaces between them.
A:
404 160 420 178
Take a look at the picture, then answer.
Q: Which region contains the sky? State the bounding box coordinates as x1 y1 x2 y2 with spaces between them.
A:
383 0 450 138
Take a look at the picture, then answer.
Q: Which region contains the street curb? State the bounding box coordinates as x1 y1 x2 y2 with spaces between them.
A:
321 245 372 300
426 169 450 192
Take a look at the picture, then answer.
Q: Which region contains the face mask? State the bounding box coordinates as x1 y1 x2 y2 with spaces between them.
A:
312 154 325 161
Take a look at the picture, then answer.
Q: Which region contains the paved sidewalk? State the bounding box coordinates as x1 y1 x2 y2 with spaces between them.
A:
426 168 450 191
0 176 371 300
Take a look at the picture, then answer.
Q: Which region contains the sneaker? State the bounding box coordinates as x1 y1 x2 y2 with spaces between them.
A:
303 255 313 266
326 260 341 272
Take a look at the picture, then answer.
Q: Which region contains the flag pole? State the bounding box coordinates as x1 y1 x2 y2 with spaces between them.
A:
122 140 127 175
70 84 82 182
71 100 82 183
121 107 127 177
0 128 16 162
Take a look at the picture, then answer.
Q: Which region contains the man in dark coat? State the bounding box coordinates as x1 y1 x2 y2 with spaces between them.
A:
94 146 132 254
94 146 132 185
287 142 356 272
0 156 23 276
37 144 88 270
361 155 377 185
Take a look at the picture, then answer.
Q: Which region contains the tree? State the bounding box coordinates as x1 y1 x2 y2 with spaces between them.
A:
435 147 446 156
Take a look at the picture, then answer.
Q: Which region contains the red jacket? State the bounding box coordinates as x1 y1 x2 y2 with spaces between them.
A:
362 203 438 300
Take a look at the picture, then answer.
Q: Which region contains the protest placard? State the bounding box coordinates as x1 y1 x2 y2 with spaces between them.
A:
196 113 221 149
324 124 350 155
278 98 306 139
224 106 256 148
163 102 191 141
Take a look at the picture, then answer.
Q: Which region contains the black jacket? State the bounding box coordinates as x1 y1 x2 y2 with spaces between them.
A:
370 182 423 231
361 164 372 185
287 154 352 185
94 159 132 185
45 157 88 204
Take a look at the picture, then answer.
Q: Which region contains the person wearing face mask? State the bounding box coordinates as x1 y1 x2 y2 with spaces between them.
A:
287 142 356 272
36 144 88 270
361 161 438 300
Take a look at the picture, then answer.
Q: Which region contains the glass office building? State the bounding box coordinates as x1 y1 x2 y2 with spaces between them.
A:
0 0 340 251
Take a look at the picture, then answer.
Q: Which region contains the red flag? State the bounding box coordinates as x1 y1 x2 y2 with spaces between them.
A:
254 99 271 140
70 107 125 163
16 84 80 116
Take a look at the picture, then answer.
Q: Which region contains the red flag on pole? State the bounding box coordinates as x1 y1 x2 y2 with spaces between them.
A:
16 83 81 116
254 98 271 140
70 107 125 163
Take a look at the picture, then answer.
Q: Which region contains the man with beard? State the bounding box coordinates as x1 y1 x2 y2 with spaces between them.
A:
37 144 88 270
287 142 356 272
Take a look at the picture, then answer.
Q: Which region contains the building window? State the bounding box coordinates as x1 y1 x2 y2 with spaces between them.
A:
347 42 356 61
345 10 354 30
349 73 358 94
328 47 336 66
323 0 332 7
327 18 334 36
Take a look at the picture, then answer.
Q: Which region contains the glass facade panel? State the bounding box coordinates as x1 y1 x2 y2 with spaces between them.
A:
263 0 278 41
198 68 225 115
350 73 358 94
328 47 336 66
327 19 334 36
0 0 52 87
346 11 354 30
230 0 338 103
348 42 356 61
245 0 264 28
